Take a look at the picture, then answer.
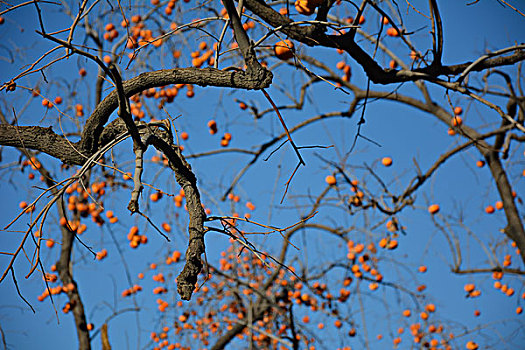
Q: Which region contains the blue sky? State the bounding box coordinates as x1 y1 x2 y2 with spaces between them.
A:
0 1 524 349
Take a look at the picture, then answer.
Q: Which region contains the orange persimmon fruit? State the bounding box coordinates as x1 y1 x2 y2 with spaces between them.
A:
381 157 393 167
295 0 315 15
389 60 397 69
325 175 337 186
464 283 475 293
428 204 440 214
466 341 479 350
452 116 462 126
425 303 436 313
386 27 399 37
274 39 294 60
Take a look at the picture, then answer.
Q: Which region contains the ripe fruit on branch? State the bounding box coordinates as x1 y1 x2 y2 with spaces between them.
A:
386 27 399 37
220 138 229 147
294 0 324 15
161 222 171 232
42 99 52 108
389 60 397 69
387 240 398 250
325 175 336 186
428 204 440 214
295 0 314 15
381 157 393 167
466 341 479 350
452 116 462 126
274 39 294 60
207 120 217 134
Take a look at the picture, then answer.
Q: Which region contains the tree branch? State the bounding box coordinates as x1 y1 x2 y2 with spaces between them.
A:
81 66 272 155
0 125 85 165
243 0 525 84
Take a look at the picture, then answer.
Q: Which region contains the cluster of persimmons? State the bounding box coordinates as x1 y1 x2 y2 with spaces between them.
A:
139 234 508 350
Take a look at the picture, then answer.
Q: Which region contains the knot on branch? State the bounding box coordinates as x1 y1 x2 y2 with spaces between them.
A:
245 65 273 90
176 239 204 300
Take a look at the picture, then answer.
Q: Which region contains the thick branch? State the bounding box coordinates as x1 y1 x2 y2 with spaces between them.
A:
1 66 272 166
211 300 269 349
55 200 91 350
482 150 525 264
13 146 92 350
0 125 85 165
243 0 525 84
108 64 145 152
146 126 207 301
81 67 272 155
429 0 443 66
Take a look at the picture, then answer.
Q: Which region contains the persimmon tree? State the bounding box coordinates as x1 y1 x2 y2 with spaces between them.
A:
0 1 524 349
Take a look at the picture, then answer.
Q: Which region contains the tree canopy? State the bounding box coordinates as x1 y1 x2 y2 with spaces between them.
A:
0 1 524 349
